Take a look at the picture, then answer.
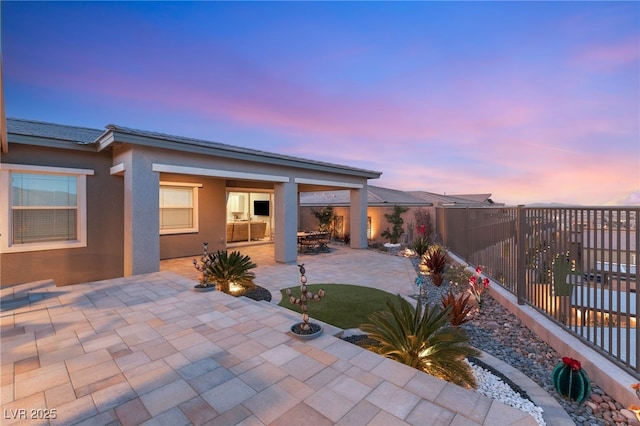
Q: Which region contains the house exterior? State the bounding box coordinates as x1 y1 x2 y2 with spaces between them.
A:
300 187 500 243
1 118 381 287
300 185 431 243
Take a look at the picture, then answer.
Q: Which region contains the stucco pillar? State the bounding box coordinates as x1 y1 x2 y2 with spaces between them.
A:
274 181 298 263
121 149 160 275
350 185 368 248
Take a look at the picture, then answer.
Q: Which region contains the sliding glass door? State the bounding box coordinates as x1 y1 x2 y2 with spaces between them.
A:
226 191 273 244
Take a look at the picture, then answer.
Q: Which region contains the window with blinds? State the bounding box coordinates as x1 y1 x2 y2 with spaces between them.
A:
11 173 79 244
159 183 199 234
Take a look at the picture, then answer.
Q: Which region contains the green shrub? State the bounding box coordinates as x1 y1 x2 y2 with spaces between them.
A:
361 294 479 388
311 206 336 232
381 205 409 244
444 263 473 288
205 250 257 294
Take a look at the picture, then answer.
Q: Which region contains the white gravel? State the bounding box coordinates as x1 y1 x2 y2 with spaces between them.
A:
470 361 546 426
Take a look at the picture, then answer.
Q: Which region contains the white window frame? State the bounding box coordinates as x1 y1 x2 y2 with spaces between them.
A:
159 182 202 235
0 163 94 253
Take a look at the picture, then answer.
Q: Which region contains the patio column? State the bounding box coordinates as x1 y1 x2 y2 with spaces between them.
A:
350 185 368 249
119 149 160 276
274 181 298 263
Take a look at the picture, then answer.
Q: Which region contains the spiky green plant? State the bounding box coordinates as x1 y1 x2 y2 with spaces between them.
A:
422 244 448 286
361 294 480 388
411 236 430 257
205 250 257 294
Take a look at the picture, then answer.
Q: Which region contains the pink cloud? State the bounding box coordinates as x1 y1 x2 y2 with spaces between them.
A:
570 36 640 71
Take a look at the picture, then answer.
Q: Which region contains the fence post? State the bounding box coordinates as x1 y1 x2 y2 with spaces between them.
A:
516 205 526 305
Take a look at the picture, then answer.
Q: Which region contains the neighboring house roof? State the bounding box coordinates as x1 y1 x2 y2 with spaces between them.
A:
408 190 500 206
301 185 432 207
449 193 494 203
7 117 104 145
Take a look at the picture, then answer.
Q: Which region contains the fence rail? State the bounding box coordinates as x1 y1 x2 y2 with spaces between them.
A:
436 205 640 375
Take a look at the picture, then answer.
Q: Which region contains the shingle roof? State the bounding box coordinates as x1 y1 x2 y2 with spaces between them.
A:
7 118 104 145
408 190 496 206
6 118 382 178
102 123 382 178
448 193 493 203
301 185 431 206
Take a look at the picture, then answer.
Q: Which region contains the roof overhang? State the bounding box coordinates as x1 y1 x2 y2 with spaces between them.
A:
96 127 382 180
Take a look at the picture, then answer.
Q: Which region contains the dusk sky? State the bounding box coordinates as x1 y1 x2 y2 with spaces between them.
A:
3 1 639 206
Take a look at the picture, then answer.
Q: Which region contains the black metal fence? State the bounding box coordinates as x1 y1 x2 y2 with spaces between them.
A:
436 205 640 375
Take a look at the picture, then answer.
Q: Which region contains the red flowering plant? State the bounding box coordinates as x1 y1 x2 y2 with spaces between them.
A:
468 266 490 305
562 357 582 371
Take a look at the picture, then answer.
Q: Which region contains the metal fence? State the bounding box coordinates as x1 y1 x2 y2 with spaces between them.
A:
436 205 640 375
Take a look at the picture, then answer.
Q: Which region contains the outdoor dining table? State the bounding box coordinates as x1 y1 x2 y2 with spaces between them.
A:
297 231 330 253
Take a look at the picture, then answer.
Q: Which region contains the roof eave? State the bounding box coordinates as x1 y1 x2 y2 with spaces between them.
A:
8 133 98 152
99 129 382 179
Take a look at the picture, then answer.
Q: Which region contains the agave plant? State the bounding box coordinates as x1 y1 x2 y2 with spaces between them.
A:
361 294 479 388
204 250 257 294
422 244 448 286
411 236 430 257
441 291 474 326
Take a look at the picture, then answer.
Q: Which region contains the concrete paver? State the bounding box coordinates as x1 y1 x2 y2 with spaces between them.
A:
0 244 559 425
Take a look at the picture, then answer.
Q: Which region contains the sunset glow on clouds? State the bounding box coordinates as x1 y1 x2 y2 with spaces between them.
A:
3 1 639 205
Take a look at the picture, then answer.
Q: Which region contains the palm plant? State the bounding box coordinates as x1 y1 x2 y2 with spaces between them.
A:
361 294 479 388
205 250 257 294
422 244 448 286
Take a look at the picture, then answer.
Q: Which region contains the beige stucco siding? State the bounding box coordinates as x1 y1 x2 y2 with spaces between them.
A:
1 144 124 287
159 174 227 259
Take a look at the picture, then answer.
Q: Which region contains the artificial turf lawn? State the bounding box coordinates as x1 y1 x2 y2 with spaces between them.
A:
278 284 394 329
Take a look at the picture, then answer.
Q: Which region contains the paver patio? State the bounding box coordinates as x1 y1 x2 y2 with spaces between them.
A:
1 244 556 425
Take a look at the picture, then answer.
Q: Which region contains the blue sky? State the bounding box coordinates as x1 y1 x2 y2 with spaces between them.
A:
3 1 639 205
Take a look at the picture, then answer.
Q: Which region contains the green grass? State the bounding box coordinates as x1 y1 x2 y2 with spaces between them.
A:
278 284 394 329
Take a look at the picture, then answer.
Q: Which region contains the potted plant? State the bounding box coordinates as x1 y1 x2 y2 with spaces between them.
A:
286 264 325 339
192 243 257 295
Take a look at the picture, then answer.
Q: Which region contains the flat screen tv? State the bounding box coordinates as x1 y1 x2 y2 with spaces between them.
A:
253 200 270 216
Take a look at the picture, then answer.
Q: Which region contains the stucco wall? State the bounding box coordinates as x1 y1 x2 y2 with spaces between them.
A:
1 144 124 287
300 205 436 244
159 174 227 259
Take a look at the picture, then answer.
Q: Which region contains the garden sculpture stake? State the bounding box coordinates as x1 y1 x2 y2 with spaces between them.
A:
193 242 215 287
286 264 325 333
